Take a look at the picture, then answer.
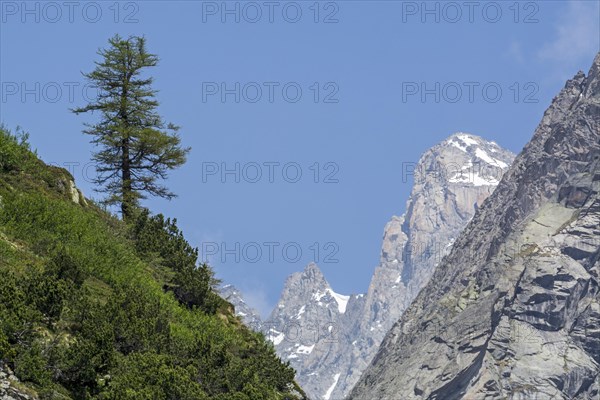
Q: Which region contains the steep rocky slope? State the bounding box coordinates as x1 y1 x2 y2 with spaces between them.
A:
0 363 35 400
344 134 515 395
259 134 514 399
349 53 600 400
264 263 360 370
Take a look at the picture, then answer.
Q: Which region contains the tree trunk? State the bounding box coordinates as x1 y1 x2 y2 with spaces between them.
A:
121 136 132 220
120 60 132 220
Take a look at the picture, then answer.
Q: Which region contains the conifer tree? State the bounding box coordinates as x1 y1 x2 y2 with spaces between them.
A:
73 34 189 220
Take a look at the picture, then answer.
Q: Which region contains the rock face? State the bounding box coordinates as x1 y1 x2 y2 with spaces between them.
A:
349 53 600 399
0 363 36 399
262 263 365 400
263 263 358 370
55 177 87 206
257 134 514 399
219 284 263 331
325 133 515 399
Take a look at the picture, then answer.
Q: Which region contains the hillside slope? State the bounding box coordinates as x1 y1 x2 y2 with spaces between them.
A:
0 128 305 400
349 53 600 399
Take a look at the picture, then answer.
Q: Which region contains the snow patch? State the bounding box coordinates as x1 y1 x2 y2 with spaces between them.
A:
296 305 306 319
312 289 350 313
297 344 315 354
312 291 326 301
475 147 508 168
449 140 468 152
456 133 478 147
268 329 285 346
326 288 350 313
323 373 341 400
448 161 499 186
449 171 499 186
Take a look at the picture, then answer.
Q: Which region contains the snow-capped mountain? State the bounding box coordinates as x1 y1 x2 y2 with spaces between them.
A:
297 133 515 399
263 263 359 365
224 133 515 399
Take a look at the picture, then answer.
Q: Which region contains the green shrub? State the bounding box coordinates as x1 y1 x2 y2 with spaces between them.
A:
109 283 171 355
0 328 13 360
0 126 37 173
130 209 223 314
101 352 207 400
24 249 85 323
0 140 305 399
14 342 51 386
0 269 41 355
48 294 114 397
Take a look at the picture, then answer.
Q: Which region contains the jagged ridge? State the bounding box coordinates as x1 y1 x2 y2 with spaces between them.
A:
349 52 600 400
232 133 514 399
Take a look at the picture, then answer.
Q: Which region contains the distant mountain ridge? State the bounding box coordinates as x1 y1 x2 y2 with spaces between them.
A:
225 132 515 399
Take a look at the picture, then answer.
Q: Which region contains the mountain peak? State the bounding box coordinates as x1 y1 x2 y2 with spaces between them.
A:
415 132 515 187
444 132 500 152
272 263 332 314
302 262 325 280
447 131 480 142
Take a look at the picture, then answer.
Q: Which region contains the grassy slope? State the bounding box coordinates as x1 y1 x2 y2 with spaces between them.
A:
0 128 305 400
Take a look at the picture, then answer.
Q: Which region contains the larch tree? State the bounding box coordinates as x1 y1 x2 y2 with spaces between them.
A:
73 34 189 220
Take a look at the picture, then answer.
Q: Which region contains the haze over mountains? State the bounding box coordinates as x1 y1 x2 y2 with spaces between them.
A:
223 132 516 399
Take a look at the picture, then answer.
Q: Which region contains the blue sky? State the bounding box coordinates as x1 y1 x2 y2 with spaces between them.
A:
1 0 599 316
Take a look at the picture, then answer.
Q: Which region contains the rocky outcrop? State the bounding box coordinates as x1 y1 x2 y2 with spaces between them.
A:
349 53 600 400
55 177 87 206
0 363 36 400
67 180 87 206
